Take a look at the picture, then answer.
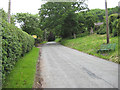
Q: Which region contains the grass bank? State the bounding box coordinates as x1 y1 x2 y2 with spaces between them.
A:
3 47 39 88
60 34 118 63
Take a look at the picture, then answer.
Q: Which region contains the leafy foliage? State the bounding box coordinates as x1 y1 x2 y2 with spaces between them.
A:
96 22 106 35
88 6 119 36
112 19 119 37
108 6 119 16
15 13 43 40
39 2 88 38
39 3 118 39
84 12 95 31
0 9 15 25
2 19 35 83
109 13 119 34
85 6 119 23
86 9 105 22
61 11 78 38
77 12 86 33
3 47 39 88
0 9 8 21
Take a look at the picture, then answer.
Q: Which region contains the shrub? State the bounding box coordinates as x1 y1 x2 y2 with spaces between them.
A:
1 20 35 83
35 38 42 43
109 14 118 34
0 9 15 25
77 31 89 37
97 13 119 36
112 19 118 37
97 24 106 35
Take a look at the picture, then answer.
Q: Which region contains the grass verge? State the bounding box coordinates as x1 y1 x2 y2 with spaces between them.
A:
55 38 62 42
40 41 47 44
60 34 118 63
3 47 40 88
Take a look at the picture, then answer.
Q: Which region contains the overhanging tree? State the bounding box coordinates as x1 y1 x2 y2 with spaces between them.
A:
15 13 43 38
39 1 88 38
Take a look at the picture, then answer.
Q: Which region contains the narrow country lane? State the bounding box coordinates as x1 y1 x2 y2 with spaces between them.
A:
40 42 118 88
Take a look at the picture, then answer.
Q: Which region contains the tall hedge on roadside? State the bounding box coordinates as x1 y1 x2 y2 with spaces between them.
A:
1 19 35 82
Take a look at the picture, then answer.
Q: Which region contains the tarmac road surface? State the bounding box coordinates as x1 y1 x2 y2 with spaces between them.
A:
40 42 118 88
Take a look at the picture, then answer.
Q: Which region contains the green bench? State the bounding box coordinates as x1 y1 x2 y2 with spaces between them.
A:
97 43 116 53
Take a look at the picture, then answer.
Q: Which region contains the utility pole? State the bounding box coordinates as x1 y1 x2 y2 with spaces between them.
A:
105 0 109 44
8 0 11 23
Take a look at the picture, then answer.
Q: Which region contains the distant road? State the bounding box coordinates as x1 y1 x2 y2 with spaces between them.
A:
40 42 118 88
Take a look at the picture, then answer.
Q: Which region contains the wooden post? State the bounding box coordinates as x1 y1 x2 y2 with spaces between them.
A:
8 0 11 23
105 0 109 44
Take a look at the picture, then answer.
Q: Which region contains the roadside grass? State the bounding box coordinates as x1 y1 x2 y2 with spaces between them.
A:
35 41 47 47
55 38 62 42
60 34 118 63
3 47 39 88
40 41 47 44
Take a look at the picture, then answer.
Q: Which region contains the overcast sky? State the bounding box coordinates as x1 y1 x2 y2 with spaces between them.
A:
0 0 119 15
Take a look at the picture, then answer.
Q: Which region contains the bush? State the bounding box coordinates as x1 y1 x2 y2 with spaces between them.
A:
97 24 106 35
77 31 89 37
97 13 119 36
109 14 119 34
112 19 118 37
1 20 35 83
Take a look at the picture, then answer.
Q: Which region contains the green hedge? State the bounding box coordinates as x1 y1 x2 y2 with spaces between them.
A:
2 20 35 83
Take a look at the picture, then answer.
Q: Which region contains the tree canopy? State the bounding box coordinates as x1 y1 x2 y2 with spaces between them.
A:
15 13 43 38
39 1 88 38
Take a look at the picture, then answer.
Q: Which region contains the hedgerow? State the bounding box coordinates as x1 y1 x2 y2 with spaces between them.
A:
1 19 35 83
